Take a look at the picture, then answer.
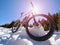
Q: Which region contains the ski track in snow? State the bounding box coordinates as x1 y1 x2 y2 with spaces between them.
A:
0 27 60 45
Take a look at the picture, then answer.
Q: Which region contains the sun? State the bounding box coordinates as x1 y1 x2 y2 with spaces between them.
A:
30 2 39 14
31 6 39 14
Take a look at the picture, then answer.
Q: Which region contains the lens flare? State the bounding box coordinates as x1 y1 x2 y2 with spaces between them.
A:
30 2 39 14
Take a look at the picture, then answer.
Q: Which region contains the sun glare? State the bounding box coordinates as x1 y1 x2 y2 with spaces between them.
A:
30 2 39 14
31 6 39 14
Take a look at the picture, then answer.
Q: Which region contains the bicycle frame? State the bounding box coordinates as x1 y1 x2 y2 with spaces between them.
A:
12 1 55 41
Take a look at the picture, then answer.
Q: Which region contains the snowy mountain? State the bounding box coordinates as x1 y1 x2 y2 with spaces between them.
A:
0 27 60 45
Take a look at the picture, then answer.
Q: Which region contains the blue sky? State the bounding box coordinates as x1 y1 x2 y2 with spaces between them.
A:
0 0 60 25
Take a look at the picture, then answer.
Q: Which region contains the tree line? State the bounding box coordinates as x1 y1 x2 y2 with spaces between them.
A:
40 12 60 31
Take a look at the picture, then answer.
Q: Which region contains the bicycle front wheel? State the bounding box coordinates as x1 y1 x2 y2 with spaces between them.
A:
25 14 55 41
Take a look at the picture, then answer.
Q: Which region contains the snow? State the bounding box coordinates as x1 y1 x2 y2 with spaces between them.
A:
0 26 60 45
6 39 33 45
56 38 60 45
28 23 46 36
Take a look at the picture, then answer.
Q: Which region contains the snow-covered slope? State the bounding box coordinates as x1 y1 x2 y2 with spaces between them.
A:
0 27 60 45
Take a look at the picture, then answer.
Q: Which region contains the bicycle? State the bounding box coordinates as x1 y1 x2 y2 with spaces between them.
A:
11 12 55 41
11 2 55 41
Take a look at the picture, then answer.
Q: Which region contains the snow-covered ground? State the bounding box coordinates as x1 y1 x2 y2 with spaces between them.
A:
0 26 60 45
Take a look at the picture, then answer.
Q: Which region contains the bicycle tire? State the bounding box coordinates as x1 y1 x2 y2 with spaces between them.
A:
25 14 55 41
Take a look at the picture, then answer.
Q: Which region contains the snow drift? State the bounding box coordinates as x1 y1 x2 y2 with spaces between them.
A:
0 27 60 45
